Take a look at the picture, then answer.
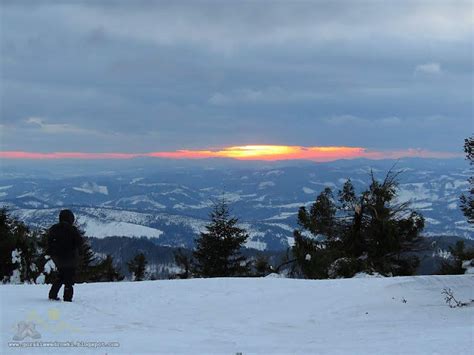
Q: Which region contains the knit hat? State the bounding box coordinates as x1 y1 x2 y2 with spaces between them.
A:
59 209 75 225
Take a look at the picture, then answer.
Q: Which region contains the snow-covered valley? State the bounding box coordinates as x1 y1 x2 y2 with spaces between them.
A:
1 159 472 250
1 275 473 354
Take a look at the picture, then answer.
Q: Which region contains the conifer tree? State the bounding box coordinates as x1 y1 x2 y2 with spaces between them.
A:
439 240 474 275
76 235 96 283
127 252 147 281
193 200 249 277
460 136 473 224
293 169 424 278
0 208 19 282
174 248 192 279
297 187 336 238
254 254 272 277
95 255 124 282
0 208 44 283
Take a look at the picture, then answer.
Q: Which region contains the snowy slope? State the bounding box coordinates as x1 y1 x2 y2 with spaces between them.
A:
1 275 473 354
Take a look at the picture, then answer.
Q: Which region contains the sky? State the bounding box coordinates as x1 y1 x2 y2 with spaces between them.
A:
0 1 472 161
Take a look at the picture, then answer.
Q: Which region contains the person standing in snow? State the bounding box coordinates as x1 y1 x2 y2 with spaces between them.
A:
47 209 83 302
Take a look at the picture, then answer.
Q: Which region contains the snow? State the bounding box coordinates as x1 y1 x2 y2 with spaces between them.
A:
11 249 21 264
424 217 441 225
8 250 22 284
213 192 242 203
72 183 108 195
265 211 297 220
245 239 267 251
76 216 163 239
172 202 211 210
410 202 432 209
397 183 438 203
265 222 294 233
114 196 165 209
251 194 266 202
0 186 12 197
462 260 474 274
302 187 316 194
1 275 473 354
23 201 48 208
353 272 384 278
448 202 458 210
264 169 284 176
310 181 337 189
454 221 474 232
257 201 312 209
16 192 36 198
445 180 469 190
160 188 191 198
258 181 275 189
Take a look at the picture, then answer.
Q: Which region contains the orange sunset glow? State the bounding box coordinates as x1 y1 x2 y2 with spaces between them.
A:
0 145 462 161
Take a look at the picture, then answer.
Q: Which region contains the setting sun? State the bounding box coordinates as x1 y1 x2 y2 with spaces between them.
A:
217 145 297 159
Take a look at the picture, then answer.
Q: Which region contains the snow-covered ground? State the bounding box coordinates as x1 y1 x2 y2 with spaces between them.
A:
1 275 473 354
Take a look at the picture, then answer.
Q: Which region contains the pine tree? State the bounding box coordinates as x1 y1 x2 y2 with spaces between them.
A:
293 169 424 278
297 187 336 238
127 253 147 281
439 240 474 275
460 136 473 224
94 255 124 282
0 208 20 282
76 235 97 283
174 248 192 279
193 200 249 277
0 208 44 283
254 254 272 277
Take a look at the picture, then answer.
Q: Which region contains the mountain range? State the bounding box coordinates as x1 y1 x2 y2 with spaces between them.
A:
0 158 472 251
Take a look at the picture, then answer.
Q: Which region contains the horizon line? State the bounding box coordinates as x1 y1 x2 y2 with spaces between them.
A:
0 145 463 162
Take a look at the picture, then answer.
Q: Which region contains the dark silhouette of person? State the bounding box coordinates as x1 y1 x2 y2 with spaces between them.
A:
47 209 83 302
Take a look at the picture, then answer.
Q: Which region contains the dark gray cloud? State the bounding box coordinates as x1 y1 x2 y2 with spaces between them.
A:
0 0 472 153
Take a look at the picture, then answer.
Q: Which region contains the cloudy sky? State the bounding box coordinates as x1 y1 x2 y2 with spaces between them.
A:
0 1 472 160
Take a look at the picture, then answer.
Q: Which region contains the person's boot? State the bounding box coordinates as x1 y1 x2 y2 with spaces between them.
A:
63 285 73 302
49 284 61 301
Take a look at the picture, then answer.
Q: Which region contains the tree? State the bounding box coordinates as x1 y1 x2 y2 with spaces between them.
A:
297 187 336 238
174 248 192 279
127 252 148 281
254 254 272 277
94 255 124 282
193 200 249 277
293 169 424 278
76 236 97 283
0 208 44 283
460 136 473 224
439 240 474 275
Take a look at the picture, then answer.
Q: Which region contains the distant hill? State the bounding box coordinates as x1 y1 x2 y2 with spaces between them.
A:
1 158 472 250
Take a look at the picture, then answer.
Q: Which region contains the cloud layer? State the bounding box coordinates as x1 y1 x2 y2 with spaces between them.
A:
0 1 472 154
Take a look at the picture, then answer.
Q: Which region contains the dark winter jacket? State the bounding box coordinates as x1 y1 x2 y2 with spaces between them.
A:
47 222 83 268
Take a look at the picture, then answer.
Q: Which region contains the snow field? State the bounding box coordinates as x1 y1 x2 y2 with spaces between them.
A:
1 275 473 354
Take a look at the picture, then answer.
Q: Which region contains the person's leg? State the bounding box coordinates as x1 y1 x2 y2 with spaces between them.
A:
49 268 64 300
63 267 76 302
